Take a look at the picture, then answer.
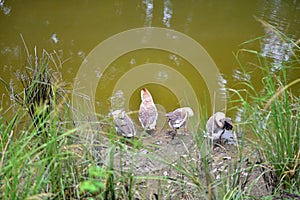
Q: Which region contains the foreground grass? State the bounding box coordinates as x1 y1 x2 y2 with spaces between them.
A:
0 44 80 199
0 28 299 199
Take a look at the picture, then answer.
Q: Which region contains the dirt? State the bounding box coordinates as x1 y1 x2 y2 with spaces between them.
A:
105 128 272 199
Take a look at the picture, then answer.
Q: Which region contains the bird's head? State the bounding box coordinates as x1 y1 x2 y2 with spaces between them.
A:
141 88 153 102
111 109 125 119
224 118 233 130
215 112 226 128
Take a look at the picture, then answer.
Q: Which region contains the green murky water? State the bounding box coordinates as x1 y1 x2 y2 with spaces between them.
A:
1 0 299 127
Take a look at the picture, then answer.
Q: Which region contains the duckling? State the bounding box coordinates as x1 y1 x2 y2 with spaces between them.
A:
165 107 194 138
138 88 158 131
206 112 233 144
111 109 136 138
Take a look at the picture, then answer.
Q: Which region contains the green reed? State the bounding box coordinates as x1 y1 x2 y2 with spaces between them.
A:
0 108 81 199
0 44 81 199
229 25 300 196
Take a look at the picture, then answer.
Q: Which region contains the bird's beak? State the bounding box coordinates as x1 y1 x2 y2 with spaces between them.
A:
224 118 233 130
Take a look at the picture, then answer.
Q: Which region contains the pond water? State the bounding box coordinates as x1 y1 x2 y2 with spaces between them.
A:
0 0 299 127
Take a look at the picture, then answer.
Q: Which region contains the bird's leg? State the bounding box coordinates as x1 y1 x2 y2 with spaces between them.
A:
219 129 226 145
171 128 177 140
165 128 176 139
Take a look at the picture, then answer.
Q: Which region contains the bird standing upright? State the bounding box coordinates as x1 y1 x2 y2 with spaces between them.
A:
138 88 158 132
165 107 194 138
206 112 233 144
111 109 136 138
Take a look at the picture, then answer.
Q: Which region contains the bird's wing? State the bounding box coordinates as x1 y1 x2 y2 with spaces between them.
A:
206 114 216 134
166 109 187 128
139 104 158 127
115 114 135 137
113 116 123 132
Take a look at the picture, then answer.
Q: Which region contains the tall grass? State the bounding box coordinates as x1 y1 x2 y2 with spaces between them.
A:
229 21 300 196
0 45 82 199
0 110 78 199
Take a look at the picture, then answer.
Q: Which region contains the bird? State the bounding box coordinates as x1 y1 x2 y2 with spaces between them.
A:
165 107 194 137
111 109 136 138
138 88 158 131
206 112 233 144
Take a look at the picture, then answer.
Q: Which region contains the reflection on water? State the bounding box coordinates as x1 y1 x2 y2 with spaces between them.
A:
232 69 251 82
0 0 11 15
1 45 20 59
163 0 173 28
258 0 300 72
113 1 123 16
261 28 294 72
143 0 153 27
51 33 59 44
169 54 180 66
157 70 169 82
217 74 227 104
110 89 126 111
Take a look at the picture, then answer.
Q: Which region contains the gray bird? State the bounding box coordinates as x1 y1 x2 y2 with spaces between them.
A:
165 107 194 136
111 109 136 138
138 88 158 131
206 112 233 144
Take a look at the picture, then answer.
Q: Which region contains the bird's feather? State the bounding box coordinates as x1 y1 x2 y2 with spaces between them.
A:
138 88 158 130
112 110 136 137
165 107 193 130
206 112 233 140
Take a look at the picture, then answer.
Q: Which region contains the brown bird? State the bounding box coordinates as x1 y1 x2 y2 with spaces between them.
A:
165 107 194 137
206 112 233 144
111 109 136 138
138 88 158 131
